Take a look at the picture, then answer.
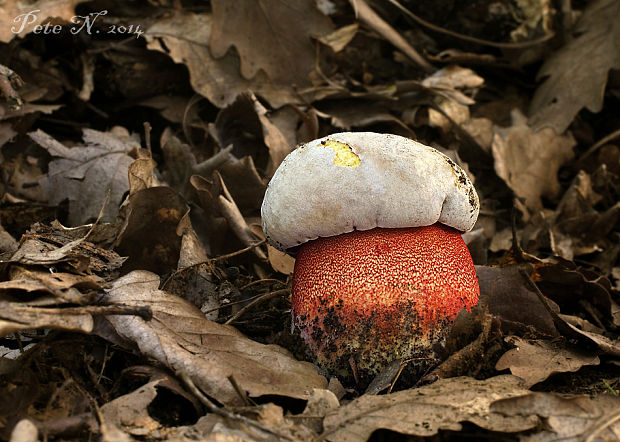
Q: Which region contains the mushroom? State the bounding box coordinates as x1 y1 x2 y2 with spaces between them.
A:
261 132 480 381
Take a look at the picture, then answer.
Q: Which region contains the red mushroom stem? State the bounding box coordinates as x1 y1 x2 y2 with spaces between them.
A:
291 223 479 379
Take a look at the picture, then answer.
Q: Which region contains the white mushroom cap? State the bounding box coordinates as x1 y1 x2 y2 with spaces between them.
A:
261 132 479 251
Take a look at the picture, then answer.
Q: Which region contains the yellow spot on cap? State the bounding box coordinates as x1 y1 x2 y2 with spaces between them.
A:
321 140 361 168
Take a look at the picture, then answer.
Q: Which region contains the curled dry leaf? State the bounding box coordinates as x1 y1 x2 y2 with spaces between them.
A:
144 11 299 108
613 267 620 290
9 226 125 276
0 64 23 110
461 117 494 152
251 225 295 274
549 169 620 260
252 94 292 175
563 325 620 358
421 65 485 91
210 0 334 85
0 223 17 254
318 23 359 52
128 157 158 195
0 122 16 152
518 262 620 357
9 236 89 273
0 301 94 337
428 96 470 133
297 389 340 433
0 224 129 338
189 174 230 255
421 65 484 118
114 186 188 275
263 105 304 150
491 392 620 441
100 380 162 437
214 93 291 182
318 99 412 134
492 110 575 215
39 221 126 270
1 102 62 121
534 259 615 326
560 313 607 334
164 212 221 319
431 309 497 380
217 156 266 212
495 336 600 388
270 104 319 147
414 65 484 133
253 403 318 440
509 0 553 41
97 270 326 406
529 0 620 133
322 376 536 441
476 265 559 336
215 172 266 260
267 245 295 275
99 376 203 439
0 267 101 305
160 129 236 197
31 128 137 225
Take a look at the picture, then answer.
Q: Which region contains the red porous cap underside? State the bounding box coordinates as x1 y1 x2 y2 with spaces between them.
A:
291 223 480 376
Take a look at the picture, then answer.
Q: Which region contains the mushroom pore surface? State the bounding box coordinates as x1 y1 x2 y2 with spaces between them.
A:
291 224 479 380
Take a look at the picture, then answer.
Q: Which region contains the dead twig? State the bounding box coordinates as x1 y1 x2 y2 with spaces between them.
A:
193 144 234 176
429 314 492 379
584 410 620 442
239 278 287 291
388 0 555 49
203 282 287 315
215 171 267 260
224 288 290 325
511 207 527 262
518 267 595 345
349 0 434 72
177 370 293 441
143 121 152 153
69 304 152 320
227 374 256 406
161 240 267 290
210 238 267 262
37 413 97 438
577 127 620 164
